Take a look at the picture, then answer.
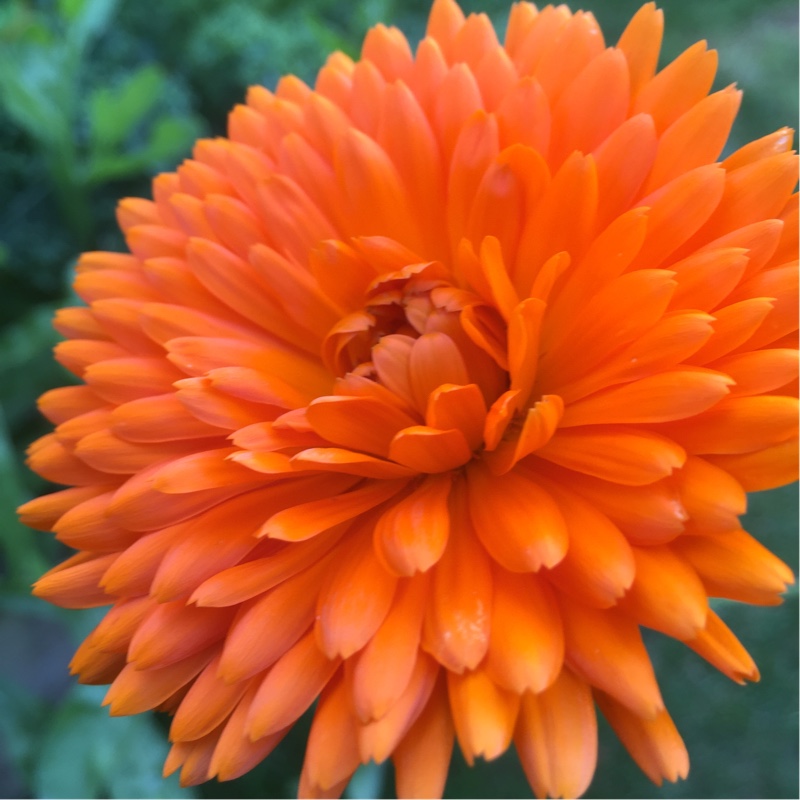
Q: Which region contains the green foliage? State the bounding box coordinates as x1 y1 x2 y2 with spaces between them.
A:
32 685 192 799
0 0 797 798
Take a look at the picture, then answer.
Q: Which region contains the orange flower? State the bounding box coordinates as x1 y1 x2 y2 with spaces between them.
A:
20 1 798 797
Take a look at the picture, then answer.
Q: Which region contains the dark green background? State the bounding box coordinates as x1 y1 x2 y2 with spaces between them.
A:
0 0 797 797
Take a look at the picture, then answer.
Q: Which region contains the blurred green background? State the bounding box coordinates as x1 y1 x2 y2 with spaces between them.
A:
0 0 797 797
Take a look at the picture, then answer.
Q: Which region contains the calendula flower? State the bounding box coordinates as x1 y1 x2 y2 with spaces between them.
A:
20 0 798 797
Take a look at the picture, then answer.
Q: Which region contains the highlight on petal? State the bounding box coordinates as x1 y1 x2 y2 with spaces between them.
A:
16 1 797 798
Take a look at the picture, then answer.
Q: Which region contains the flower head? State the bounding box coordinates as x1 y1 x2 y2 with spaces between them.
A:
20 0 798 797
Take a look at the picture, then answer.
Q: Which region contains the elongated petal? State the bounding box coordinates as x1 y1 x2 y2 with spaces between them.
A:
515 669 598 800
595 692 689 786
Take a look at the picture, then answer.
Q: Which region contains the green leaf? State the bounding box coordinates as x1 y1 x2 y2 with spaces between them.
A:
143 115 201 162
64 0 118 52
88 65 166 151
33 684 196 799
0 61 71 147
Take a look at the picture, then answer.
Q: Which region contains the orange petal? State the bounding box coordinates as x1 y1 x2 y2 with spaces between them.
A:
514 669 598 800
467 461 568 572
485 569 563 694
676 455 746 530
33 552 116 609
128 601 233 670
150 486 292 601
633 41 717 134
483 394 563 476
714 348 799 397
643 86 741 193
103 648 214 715
218 559 328 682
559 599 664 719
408 332 470 411
684 609 759 684
595 692 689 786
422 492 492 673
545 486 635 609
291 448 417 479
208 684 290 782
351 576 429 722
358 653 439 764
617 546 708 639
658 395 798 454
537 427 686 486
247 630 340 739
674 528 794 606
302 677 361 792
374 474 452 576
447 665 520 764
315 523 398 659
425 383 487 450
507 297 545 406
706 439 799 492
549 48 629 168
305 395 418 458
544 466 687 545
632 165 725 268
389 425 473 473
617 1 663 101
561 368 733 427
170 653 249 742
392 677 455 799
190 530 343 608
260 478 406 542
